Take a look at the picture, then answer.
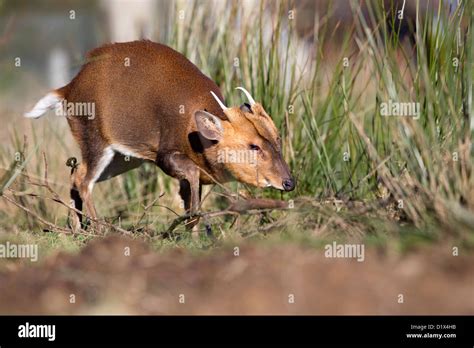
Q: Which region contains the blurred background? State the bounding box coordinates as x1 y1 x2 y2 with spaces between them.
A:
1 0 452 114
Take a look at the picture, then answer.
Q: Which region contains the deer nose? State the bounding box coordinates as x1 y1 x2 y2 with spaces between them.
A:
282 178 295 192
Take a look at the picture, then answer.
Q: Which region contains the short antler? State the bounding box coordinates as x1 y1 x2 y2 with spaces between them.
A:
236 87 256 105
210 91 228 111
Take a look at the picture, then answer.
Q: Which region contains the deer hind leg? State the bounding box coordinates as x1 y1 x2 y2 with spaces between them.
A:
68 146 115 232
68 159 85 233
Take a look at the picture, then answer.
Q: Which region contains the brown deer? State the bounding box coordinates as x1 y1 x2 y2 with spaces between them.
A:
25 40 295 231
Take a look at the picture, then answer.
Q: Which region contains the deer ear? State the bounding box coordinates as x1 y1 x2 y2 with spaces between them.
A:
195 110 223 141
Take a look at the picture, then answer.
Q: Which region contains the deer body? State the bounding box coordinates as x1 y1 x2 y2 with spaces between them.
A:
25 40 294 232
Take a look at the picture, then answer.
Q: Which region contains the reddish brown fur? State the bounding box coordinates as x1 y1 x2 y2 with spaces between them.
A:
59 40 226 166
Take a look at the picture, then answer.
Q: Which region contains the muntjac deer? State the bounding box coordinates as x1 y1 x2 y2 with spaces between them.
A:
25 40 295 232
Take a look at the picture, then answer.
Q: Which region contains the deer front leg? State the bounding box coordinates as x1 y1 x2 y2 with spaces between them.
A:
179 179 202 230
158 152 201 230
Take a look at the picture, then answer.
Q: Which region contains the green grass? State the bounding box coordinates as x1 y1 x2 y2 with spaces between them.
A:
0 0 473 254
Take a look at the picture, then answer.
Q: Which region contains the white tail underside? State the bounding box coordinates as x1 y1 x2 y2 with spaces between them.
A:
24 92 63 119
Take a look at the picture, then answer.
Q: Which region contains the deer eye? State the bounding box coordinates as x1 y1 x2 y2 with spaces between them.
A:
249 144 261 151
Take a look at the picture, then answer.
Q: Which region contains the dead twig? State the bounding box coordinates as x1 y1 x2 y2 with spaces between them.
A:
1 194 80 235
2 153 133 236
163 198 289 235
135 194 163 224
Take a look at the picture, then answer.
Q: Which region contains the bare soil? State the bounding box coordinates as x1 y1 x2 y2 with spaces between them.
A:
0 236 472 314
